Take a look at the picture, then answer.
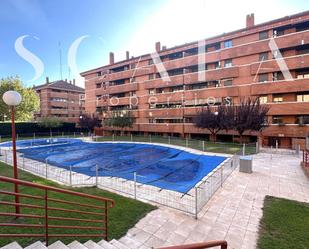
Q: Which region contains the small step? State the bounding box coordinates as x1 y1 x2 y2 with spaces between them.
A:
97 240 117 249
67 241 88 249
118 237 143 249
25 241 47 249
1 242 22 249
109 240 130 249
48 241 70 249
83 241 104 249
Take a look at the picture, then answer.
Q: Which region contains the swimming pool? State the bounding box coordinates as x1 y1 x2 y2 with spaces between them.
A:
1 138 227 193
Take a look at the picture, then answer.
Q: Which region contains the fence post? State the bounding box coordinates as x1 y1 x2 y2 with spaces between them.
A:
186 138 188 147
168 136 171 144
195 187 198 219
45 159 48 179
131 134 133 142
149 134 152 143
296 144 300 156
5 150 7 163
220 166 223 187
16 134 19 140
202 141 205 151
96 164 99 186
73 132 76 138
22 153 25 169
134 172 137 199
256 141 259 154
62 132 64 137
69 165 72 186
275 140 278 153
0 136 1 143
270 146 273 160
242 143 246 156
112 134 115 141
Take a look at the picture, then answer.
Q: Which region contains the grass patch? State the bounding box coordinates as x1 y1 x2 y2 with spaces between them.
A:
0 162 156 247
257 196 309 249
96 135 256 155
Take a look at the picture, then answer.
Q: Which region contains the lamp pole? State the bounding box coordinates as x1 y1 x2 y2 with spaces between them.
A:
3 91 22 215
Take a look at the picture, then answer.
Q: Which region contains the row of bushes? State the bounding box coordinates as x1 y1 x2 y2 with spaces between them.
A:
0 122 82 136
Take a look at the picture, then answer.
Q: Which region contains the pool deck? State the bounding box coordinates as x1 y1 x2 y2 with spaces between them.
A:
119 152 309 249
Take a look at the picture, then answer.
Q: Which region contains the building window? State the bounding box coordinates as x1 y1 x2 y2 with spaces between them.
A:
272 72 284 81
97 71 102 77
224 40 233 48
222 79 233 86
131 77 136 83
297 93 309 102
149 89 155 95
259 31 269 40
259 96 268 104
224 59 232 68
258 73 268 82
273 95 283 103
259 52 268 61
130 63 136 69
272 116 284 124
296 115 309 124
148 59 154 65
96 83 102 88
148 74 154 80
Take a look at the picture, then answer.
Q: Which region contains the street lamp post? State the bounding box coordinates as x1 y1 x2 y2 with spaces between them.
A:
2 90 22 215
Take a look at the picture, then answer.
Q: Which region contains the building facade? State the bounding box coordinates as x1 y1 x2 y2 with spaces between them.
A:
34 78 85 123
81 11 309 148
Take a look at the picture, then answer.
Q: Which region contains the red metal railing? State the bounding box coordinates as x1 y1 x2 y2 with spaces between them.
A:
0 176 115 245
157 240 228 249
303 149 309 168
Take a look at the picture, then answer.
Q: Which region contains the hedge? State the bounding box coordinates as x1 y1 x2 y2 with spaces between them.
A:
0 122 83 136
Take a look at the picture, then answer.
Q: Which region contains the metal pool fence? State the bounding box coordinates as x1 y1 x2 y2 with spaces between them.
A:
95 134 258 155
0 145 239 218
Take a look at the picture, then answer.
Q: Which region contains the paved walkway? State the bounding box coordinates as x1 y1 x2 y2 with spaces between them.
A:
119 152 309 249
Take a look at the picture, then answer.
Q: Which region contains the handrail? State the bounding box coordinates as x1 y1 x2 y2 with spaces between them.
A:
156 240 227 249
0 176 115 245
0 176 115 207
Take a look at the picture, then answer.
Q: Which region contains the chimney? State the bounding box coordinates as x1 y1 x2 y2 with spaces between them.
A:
162 46 167 50
126 51 130 60
155 41 161 52
246 13 255 28
65 78 67 82
73 79 76 85
46 77 49 84
109 52 114 64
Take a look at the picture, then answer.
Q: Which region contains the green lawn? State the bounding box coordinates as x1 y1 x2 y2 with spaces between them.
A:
96 135 256 155
257 196 309 249
0 162 156 247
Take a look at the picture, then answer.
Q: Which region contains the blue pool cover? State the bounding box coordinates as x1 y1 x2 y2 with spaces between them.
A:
1 139 227 193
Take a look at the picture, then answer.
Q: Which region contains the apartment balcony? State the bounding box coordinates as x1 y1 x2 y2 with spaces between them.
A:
251 78 309 95
267 102 309 115
262 124 309 138
250 54 309 75
50 109 69 115
141 108 184 118
109 83 138 94
220 30 309 59
144 67 239 89
139 123 184 133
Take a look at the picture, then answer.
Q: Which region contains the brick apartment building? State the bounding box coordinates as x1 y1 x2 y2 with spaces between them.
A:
81 11 309 148
34 78 85 122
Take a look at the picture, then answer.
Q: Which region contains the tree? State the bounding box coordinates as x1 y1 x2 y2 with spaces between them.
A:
232 98 269 142
0 76 39 121
38 117 63 136
105 111 134 135
78 114 101 133
193 105 227 142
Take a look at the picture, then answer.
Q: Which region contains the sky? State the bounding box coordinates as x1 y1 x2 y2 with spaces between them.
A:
0 0 308 88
